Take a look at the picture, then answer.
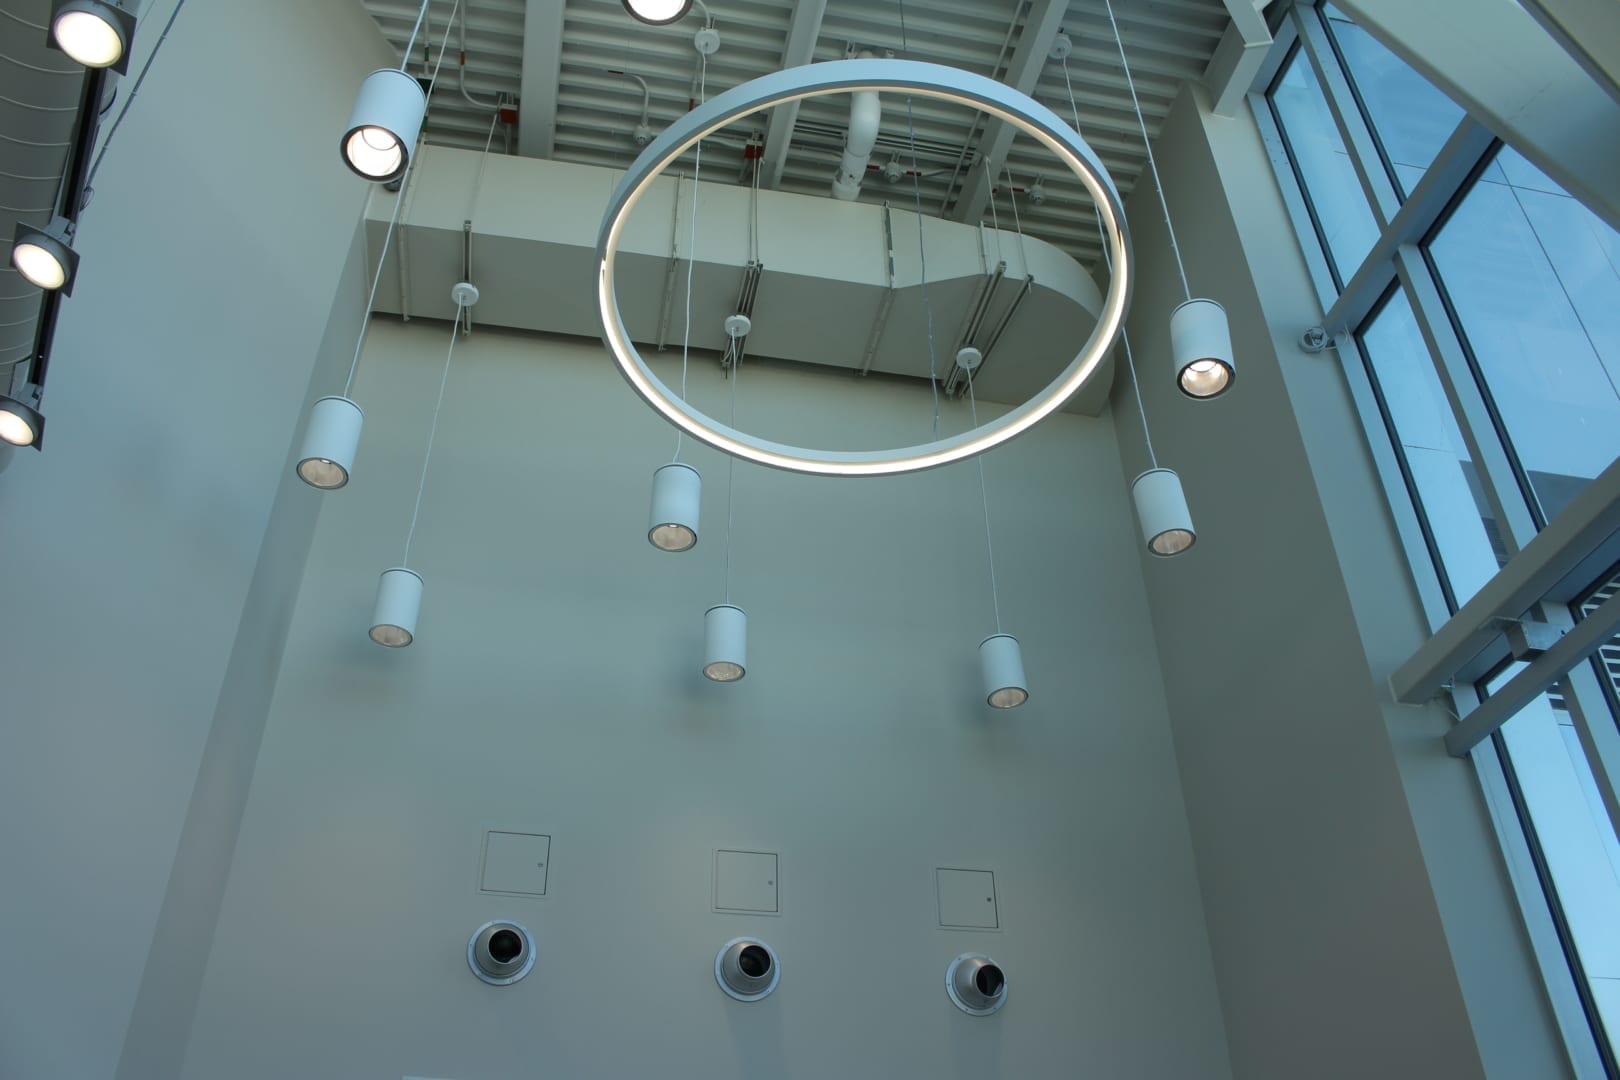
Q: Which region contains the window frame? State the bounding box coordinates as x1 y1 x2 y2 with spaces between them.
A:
1251 2 1620 1073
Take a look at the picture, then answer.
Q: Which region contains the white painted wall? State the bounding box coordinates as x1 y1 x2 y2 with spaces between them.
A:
1109 82 1573 1077
178 321 1232 1079
0 3 391 1078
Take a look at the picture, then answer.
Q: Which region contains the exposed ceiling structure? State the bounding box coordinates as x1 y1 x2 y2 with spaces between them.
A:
356 0 1263 275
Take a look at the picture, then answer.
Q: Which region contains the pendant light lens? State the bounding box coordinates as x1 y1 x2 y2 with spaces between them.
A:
649 462 701 551
341 69 427 182
1170 298 1235 399
1132 468 1197 557
704 604 747 682
979 634 1028 709
622 0 693 25
0 396 43 448
49 2 134 71
296 396 364 489
10 220 79 294
370 568 423 647
344 127 403 180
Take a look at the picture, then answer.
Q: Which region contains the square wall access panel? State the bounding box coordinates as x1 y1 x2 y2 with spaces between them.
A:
936 868 999 929
714 849 778 914
480 831 550 897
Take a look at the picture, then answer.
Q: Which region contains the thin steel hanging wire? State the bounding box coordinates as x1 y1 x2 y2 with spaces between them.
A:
672 50 709 462
1002 164 1031 279
400 0 432 71
898 0 942 437
1061 53 1158 468
342 2 460 398
1102 0 1192 302
84 0 190 191
403 298 467 568
963 366 1004 635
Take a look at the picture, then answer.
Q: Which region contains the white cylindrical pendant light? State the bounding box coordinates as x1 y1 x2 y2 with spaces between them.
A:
703 604 747 682
1170 299 1235 399
296 396 364 489
622 0 693 25
1133 468 1196 557
649 462 701 551
370 568 423 647
341 68 427 182
979 634 1027 709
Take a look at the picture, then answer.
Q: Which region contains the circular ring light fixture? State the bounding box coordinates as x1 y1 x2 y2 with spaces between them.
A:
595 58 1133 477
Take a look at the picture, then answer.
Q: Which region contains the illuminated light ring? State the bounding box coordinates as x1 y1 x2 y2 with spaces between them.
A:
595 58 1133 477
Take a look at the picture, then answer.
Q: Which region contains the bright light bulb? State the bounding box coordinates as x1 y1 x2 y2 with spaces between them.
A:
344 126 403 179
704 661 744 682
296 458 347 489
650 523 696 551
988 686 1028 709
52 10 125 68
1150 528 1196 556
0 409 37 446
624 0 692 23
1178 359 1231 398
12 242 67 290
370 624 412 647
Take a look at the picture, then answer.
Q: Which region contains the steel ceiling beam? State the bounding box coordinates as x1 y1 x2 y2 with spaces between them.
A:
1204 0 1273 116
949 0 1068 224
519 0 566 157
759 0 828 189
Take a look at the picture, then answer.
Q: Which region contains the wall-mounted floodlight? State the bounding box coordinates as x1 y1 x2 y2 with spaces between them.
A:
10 219 79 294
48 0 136 73
0 389 45 449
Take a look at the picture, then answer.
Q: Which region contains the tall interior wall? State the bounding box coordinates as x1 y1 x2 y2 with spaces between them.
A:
0 3 391 1078
1110 77 1574 1078
175 321 1233 1079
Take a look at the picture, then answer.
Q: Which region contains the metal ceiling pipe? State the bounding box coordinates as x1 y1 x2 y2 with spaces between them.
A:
831 56 880 201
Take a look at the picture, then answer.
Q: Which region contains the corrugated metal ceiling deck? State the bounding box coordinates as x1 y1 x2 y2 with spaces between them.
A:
357 0 1238 273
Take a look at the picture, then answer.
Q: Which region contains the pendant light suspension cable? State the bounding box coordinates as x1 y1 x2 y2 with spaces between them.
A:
722 319 740 603
1101 0 1191 302
898 0 941 438
342 3 458 398
399 0 432 73
1061 54 1159 468
672 51 708 462
402 297 467 568
964 369 1003 635
1002 163 1030 278
83 0 188 194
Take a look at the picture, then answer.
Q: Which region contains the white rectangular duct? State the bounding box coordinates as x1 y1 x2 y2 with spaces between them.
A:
365 145 1117 413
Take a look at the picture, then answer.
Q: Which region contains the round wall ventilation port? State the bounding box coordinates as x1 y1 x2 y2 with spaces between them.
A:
715 937 780 1001
468 920 536 986
946 952 1008 1016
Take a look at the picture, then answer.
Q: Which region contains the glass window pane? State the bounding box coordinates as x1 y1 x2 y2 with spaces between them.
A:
1429 148 1620 525
1269 47 1381 284
1490 669 1620 1058
1360 289 1504 606
1322 4 1465 196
